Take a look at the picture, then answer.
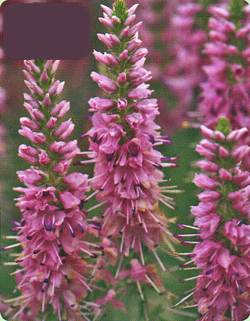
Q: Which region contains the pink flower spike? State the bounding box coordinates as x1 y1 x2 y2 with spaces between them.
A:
6 60 95 321
82 1 181 296
184 118 250 320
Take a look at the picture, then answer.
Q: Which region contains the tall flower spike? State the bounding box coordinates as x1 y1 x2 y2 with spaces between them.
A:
165 0 206 108
126 0 176 81
179 117 250 321
125 0 190 133
82 0 179 286
3 60 96 321
198 0 250 130
164 0 231 130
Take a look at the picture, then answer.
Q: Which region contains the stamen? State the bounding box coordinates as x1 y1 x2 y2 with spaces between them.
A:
3 262 19 266
137 282 145 301
88 173 106 182
145 275 162 294
182 303 198 309
66 222 76 237
183 275 201 282
85 190 99 201
80 247 94 257
178 234 200 238
74 159 96 166
74 271 92 291
77 151 95 157
158 197 175 210
152 249 166 271
174 252 192 256
182 241 199 245
139 239 145 265
243 247 250 256
181 266 201 271
87 201 106 212
161 162 179 168
42 291 46 312
148 210 161 224
2 235 18 240
120 229 125 253
160 188 182 193
173 291 194 307
115 254 124 279
180 224 199 230
1 243 22 250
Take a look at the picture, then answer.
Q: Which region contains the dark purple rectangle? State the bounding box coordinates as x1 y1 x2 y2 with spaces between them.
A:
3 3 90 59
